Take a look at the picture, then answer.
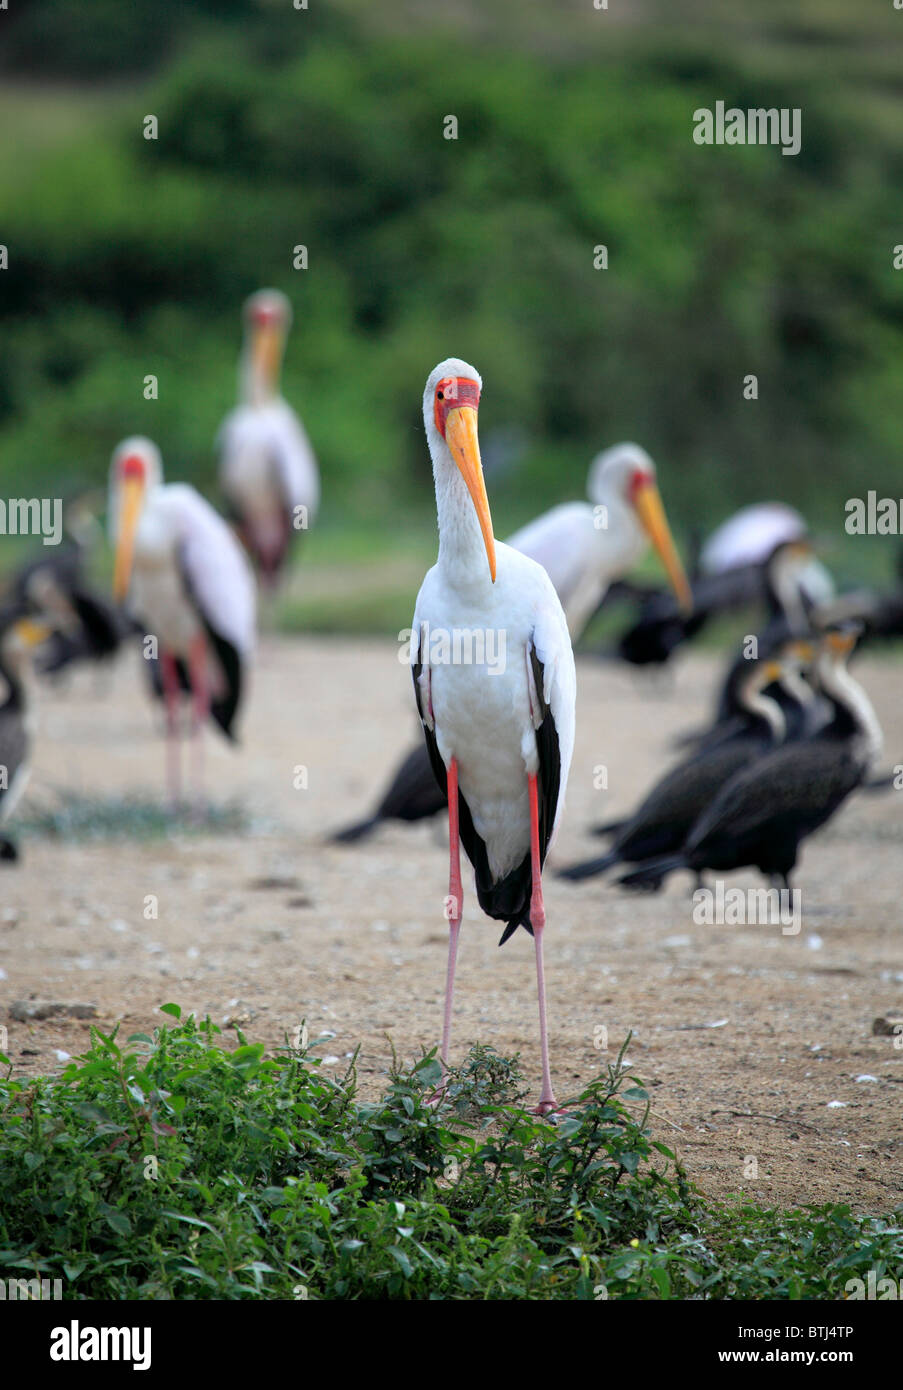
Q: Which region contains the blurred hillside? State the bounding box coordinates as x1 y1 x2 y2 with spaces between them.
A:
1 0 901 577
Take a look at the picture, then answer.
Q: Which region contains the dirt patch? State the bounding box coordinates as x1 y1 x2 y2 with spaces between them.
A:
2 639 901 1213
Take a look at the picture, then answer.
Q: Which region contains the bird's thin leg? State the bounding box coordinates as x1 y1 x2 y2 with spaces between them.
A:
439 756 463 1075
188 634 209 818
528 772 558 1115
160 651 182 812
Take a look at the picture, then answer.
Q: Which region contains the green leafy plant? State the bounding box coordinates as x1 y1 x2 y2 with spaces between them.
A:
0 1009 900 1299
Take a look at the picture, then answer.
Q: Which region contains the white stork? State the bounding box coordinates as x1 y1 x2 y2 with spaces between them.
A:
412 359 576 1114
110 437 256 808
507 442 692 640
217 289 320 587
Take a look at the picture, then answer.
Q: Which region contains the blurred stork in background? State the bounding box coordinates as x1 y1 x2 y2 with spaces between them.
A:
217 290 320 589
109 437 256 810
507 442 692 639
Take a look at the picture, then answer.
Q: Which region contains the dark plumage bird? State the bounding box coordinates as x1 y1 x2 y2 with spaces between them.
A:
0 605 46 863
611 535 829 669
330 742 445 843
618 625 881 893
557 653 788 884
4 498 130 678
676 634 821 757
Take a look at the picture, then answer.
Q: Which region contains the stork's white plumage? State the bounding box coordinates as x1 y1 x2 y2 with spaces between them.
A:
110 437 256 807
412 359 576 1113
506 442 692 640
217 289 319 586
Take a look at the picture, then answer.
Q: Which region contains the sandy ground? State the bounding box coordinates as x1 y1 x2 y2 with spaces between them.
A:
2 637 901 1214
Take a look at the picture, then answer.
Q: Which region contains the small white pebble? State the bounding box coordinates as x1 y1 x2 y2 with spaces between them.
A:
664 935 691 948
371 920 389 933
109 919 129 935
322 1055 340 1065
806 934 823 951
186 946 200 959
827 1100 847 1109
54 1050 70 1062
0 967 7 980
855 1074 878 1084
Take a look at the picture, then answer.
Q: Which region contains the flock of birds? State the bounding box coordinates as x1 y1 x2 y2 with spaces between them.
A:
0 303 900 1112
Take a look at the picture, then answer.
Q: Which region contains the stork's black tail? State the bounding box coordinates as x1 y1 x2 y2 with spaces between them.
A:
617 854 687 892
556 849 620 882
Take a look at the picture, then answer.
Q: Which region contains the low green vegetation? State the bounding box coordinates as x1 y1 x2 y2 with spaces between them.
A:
0 1011 899 1300
17 794 256 843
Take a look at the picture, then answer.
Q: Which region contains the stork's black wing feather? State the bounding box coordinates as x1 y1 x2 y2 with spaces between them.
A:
174 541 244 741
413 628 562 947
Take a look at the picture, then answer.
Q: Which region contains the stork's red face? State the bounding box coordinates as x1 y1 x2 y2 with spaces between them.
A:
433 375 481 439
433 376 496 583
112 454 148 603
119 453 147 484
249 301 284 330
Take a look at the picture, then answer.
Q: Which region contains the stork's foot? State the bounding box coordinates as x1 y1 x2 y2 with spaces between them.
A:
531 1096 560 1118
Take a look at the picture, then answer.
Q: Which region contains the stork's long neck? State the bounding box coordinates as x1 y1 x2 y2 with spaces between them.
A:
819 658 883 766
241 353 279 409
433 448 495 593
592 487 645 585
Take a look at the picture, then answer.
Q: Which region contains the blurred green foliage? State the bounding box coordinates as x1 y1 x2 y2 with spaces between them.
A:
1 0 901 566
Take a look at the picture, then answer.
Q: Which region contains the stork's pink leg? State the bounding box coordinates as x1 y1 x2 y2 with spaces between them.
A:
188 634 209 817
438 756 463 1078
160 650 182 811
529 773 558 1115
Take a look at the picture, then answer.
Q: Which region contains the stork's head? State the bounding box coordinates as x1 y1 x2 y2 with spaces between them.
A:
588 442 692 614
109 436 162 602
243 289 291 398
424 357 496 583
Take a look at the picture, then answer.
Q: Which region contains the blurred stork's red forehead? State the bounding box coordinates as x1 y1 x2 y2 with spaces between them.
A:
120 455 146 479
628 468 654 500
249 301 283 326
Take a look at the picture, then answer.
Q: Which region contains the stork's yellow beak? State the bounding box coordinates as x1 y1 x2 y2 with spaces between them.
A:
444 405 497 583
112 476 144 603
632 479 693 615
